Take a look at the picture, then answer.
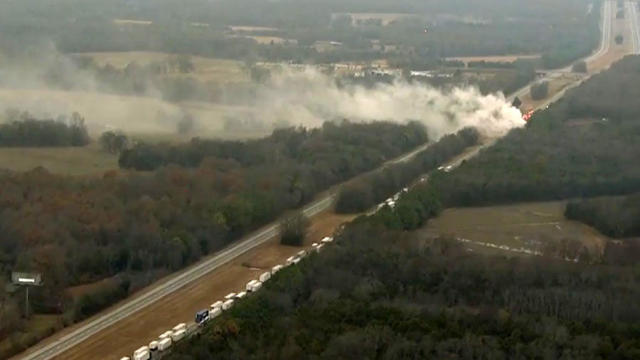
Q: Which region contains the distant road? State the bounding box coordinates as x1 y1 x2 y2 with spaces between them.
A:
17 4 613 359
507 0 612 103
628 0 640 54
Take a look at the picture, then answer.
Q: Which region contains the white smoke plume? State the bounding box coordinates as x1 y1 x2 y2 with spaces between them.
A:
254 68 524 139
0 47 524 140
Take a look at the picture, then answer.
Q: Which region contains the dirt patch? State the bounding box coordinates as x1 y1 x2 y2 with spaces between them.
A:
419 201 608 258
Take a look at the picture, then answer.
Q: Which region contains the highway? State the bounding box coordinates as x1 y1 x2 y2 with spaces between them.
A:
17 4 613 359
628 0 640 54
507 0 612 103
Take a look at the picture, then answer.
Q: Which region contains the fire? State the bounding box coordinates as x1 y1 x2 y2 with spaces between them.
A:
522 109 534 122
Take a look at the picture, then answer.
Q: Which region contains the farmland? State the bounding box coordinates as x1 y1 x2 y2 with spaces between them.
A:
420 201 608 259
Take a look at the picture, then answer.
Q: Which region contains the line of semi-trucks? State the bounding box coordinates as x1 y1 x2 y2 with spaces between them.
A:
119 236 335 360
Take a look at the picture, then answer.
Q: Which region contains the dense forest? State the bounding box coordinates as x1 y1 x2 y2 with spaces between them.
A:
0 0 599 67
336 127 478 213
566 193 640 238
0 120 426 357
167 220 640 359
0 111 90 147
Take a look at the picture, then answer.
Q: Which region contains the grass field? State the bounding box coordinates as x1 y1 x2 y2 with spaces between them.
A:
420 201 608 258
0 142 118 176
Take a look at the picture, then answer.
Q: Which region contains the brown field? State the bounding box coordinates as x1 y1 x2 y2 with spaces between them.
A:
447 54 541 65
0 142 117 175
17 211 356 360
420 201 608 258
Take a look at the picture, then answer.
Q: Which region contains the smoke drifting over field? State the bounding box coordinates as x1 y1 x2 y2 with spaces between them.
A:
256 69 524 139
0 47 523 139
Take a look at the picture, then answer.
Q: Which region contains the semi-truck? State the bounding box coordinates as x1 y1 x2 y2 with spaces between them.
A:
171 329 186 342
246 279 260 292
157 338 172 351
259 271 271 282
195 309 209 324
222 299 234 310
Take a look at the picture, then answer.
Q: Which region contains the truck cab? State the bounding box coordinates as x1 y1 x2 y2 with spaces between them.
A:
195 309 209 324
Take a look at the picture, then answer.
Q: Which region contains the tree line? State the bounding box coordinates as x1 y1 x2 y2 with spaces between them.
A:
0 111 90 147
566 193 640 238
118 121 427 171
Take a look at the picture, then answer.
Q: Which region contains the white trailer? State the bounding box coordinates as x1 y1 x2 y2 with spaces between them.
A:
250 282 262 292
210 307 223 319
210 300 223 310
157 338 172 351
321 236 333 243
236 291 247 299
159 330 173 339
245 280 258 291
259 271 271 282
148 341 158 351
222 299 234 310
224 292 236 300
172 323 186 332
297 250 307 258
133 351 150 360
286 256 296 265
134 346 149 356
271 264 284 274
171 329 186 342
120 357 130 360
292 257 301 264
